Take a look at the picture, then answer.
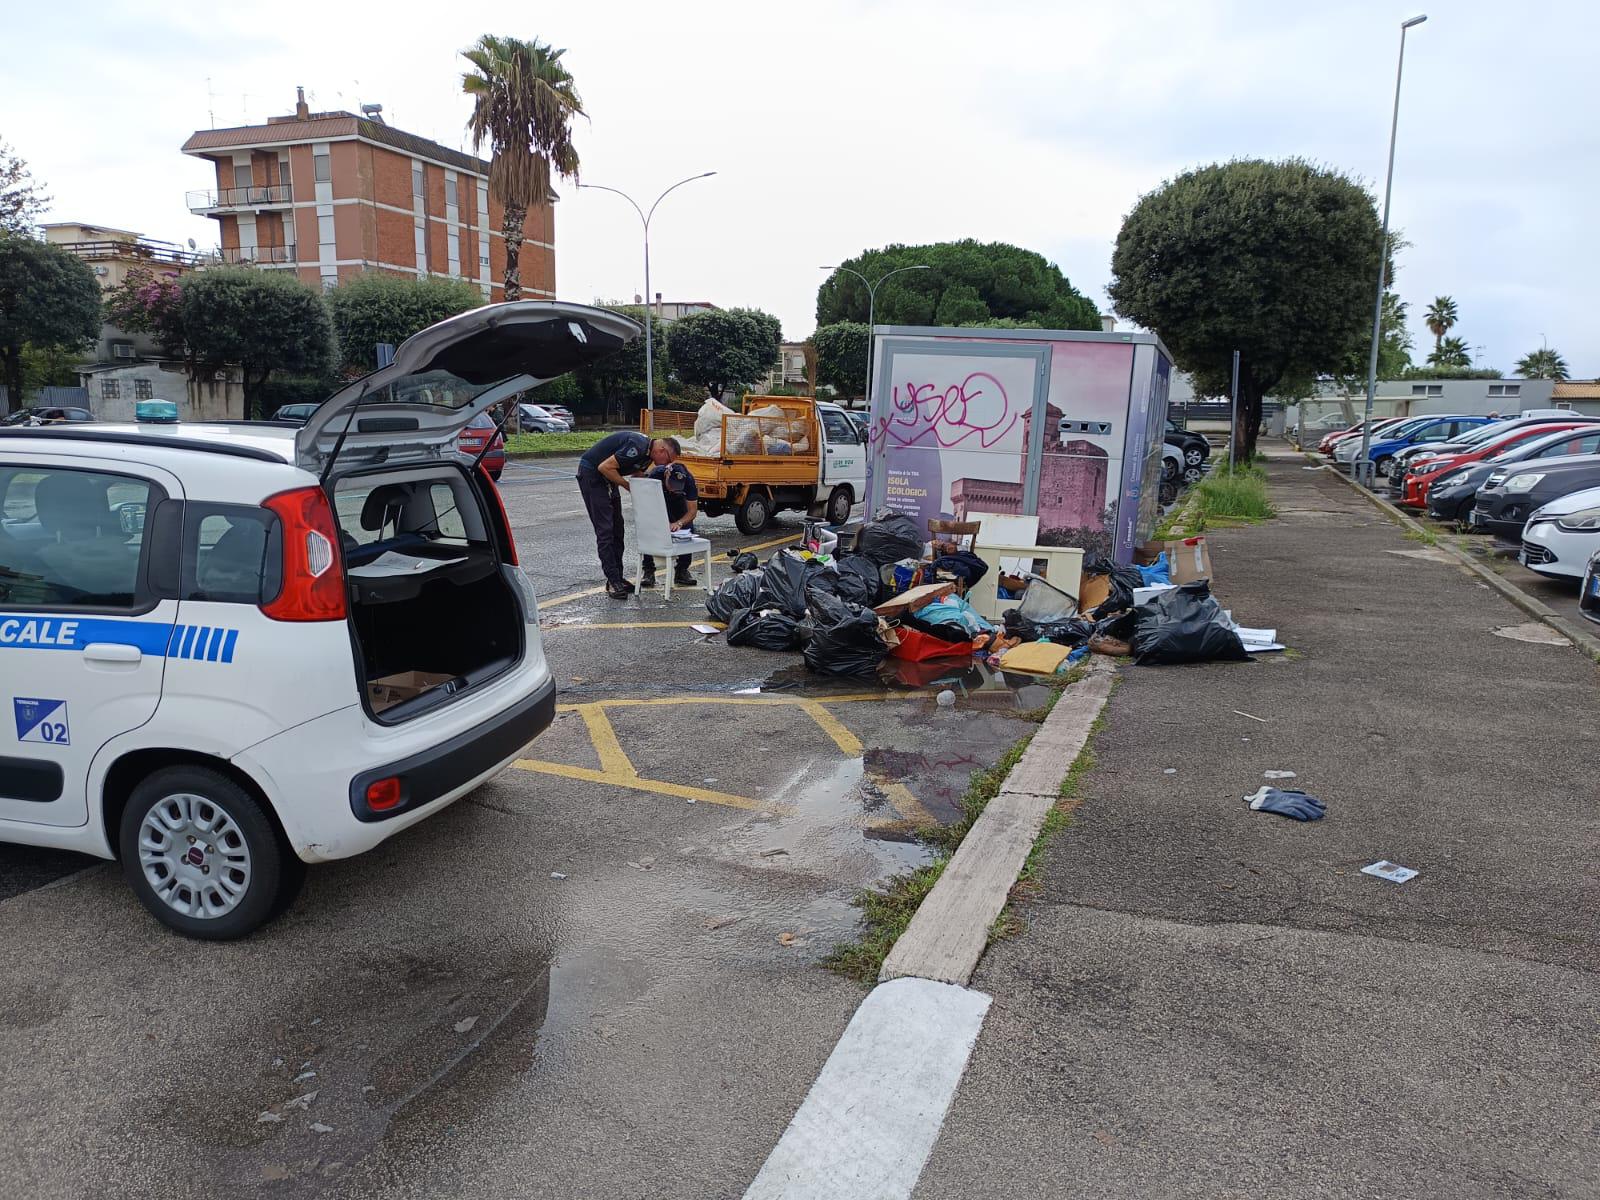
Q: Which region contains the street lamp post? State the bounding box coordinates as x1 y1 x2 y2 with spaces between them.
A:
579 172 717 415
1356 13 1427 486
820 264 930 411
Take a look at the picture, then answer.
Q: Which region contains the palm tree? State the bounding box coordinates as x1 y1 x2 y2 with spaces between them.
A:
1515 347 1570 380
462 35 584 301
1427 336 1472 368
1424 296 1458 353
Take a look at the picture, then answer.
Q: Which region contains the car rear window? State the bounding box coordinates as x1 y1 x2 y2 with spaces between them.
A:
333 471 486 549
181 503 281 604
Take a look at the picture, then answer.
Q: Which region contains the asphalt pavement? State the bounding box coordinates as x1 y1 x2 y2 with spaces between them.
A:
0 456 1053 1199
916 450 1600 1199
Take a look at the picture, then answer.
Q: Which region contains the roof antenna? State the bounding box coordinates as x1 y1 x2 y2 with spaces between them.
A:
206 76 215 129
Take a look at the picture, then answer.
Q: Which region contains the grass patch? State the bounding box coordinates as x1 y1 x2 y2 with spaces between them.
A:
1405 527 1440 547
819 860 948 985
1193 462 1275 527
504 430 610 457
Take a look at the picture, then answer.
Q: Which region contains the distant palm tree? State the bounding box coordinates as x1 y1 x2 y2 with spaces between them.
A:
1424 296 1459 353
1427 336 1472 368
462 34 584 301
1515 347 1570 380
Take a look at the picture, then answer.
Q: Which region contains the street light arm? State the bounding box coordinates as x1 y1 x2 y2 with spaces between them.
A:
645 171 717 228
576 182 646 227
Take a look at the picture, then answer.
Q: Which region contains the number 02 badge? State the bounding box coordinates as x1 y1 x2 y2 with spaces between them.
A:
14 698 70 746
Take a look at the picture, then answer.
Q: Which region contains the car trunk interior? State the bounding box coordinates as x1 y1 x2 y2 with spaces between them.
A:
335 466 523 721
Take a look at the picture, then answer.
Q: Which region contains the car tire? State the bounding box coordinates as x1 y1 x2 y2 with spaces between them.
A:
1185 446 1205 466
1375 455 1396 478
735 489 772 534
118 766 290 941
1183 465 1203 485
826 486 853 525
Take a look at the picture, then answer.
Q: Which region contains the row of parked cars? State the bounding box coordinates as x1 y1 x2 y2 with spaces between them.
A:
1317 411 1600 622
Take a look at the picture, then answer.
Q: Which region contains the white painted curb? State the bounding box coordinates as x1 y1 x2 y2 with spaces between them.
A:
743 977 992 1200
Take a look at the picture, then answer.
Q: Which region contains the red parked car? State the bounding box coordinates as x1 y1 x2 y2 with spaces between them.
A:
1399 421 1599 508
457 410 505 480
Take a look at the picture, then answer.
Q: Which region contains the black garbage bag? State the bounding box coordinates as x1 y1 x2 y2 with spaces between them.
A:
757 550 834 619
1002 608 1095 646
835 556 883 607
931 551 988 588
1129 581 1249 666
802 591 889 676
857 511 923 567
730 552 760 573
725 605 802 652
1083 551 1144 618
706 570 761 623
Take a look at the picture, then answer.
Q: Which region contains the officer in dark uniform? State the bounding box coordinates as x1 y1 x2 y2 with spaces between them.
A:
640 460 699 589
576 432 680 598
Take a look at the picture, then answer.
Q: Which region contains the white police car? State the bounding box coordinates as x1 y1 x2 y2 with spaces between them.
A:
0 301 640 938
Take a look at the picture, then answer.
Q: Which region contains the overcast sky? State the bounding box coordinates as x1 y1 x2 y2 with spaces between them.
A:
8 0 1597 376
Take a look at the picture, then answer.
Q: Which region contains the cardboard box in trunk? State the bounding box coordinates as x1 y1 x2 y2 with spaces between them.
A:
1137 536 1213 584
368 670 456 713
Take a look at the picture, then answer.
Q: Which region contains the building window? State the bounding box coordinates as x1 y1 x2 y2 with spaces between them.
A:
278 158 290 187
133 379 153 401
321 273 338 294
445 178 458 208
314 150 331 182
479 253 490 268
101 379 120 400
1488 383 1522 398
233 164 252 190
412 165 424 199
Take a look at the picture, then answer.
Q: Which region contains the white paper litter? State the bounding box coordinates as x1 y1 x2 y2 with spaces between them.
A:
690 623 721 635
1237 626 1286 653
1361 860 1418 884
671 529 696 541
348 551 467 578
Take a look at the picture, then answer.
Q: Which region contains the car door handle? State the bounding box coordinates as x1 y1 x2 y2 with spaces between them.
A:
83 642 142 665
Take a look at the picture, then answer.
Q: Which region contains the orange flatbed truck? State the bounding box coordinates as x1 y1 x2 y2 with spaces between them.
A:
641 395 867 533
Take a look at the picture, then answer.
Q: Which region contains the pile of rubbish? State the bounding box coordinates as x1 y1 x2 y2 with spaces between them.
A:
706 513 1278 679
676 397 813 458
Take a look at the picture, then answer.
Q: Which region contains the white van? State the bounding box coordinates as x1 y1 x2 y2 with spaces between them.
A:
0 301 640 938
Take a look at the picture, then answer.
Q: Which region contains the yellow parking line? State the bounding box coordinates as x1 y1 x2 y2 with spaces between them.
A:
519 689 938 825
576 705 635 777
511 758 777 811
799 700 863 756
543 621 725 631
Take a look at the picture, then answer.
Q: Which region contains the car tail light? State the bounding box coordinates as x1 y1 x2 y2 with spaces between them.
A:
479 465 519 565
260 485 348 621
365 777 403 811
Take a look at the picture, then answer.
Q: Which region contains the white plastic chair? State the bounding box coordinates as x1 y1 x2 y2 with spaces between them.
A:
629 476 713 600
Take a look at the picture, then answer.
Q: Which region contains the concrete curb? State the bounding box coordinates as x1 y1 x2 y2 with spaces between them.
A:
1319 456 1600 664
879 658 1118 986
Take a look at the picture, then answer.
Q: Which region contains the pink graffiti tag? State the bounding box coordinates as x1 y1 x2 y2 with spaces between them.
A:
868 372 1019 450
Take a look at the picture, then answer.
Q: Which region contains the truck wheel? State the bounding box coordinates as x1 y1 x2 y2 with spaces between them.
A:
826 486 853 525
119 766 292 940
735 490 772 534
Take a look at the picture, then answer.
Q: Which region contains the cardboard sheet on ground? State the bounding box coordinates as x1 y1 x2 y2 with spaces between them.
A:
874 582 958 618
997 641 1073 675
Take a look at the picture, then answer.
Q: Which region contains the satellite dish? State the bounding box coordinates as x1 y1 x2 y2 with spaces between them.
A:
187 238 197 250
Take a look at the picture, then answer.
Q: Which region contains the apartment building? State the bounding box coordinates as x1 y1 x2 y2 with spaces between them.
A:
181 88 554 298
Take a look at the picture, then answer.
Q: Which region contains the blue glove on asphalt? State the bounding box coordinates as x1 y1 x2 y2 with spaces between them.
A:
1244 785 1325 822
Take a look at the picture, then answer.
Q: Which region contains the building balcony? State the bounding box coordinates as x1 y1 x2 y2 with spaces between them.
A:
219 245 297 264
57 239 202 269
187 185 293 214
